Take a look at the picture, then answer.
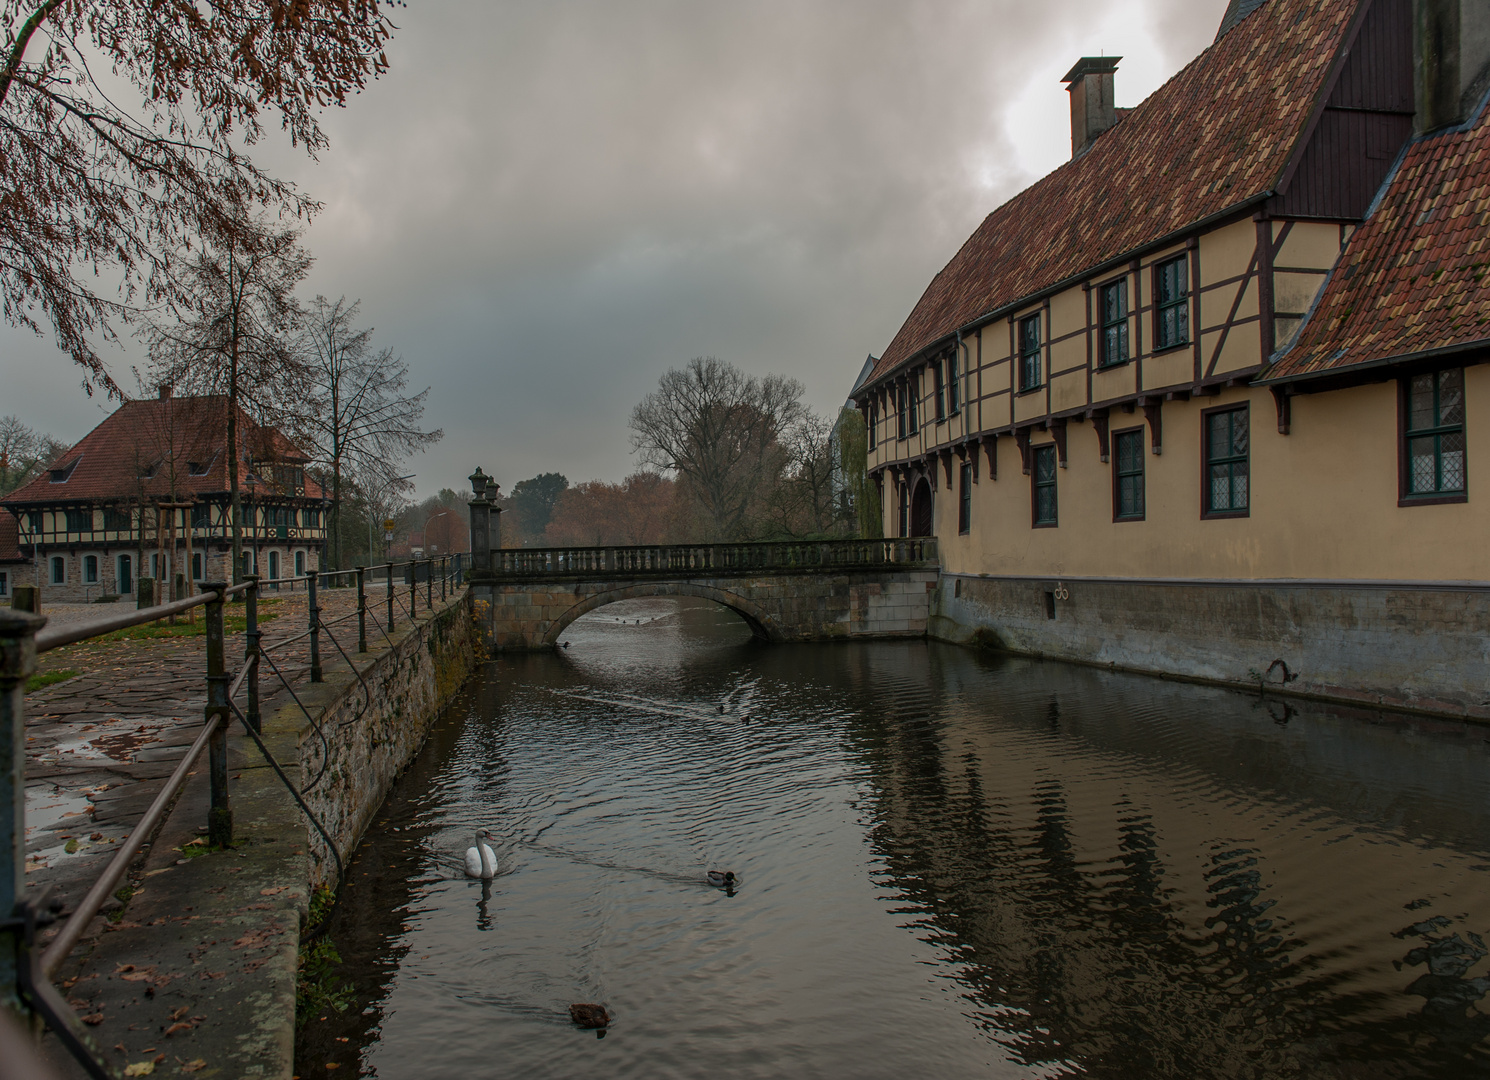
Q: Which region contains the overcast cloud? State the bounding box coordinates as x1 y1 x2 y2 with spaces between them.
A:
1 0 1227 498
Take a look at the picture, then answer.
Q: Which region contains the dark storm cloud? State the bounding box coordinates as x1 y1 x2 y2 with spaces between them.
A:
3 0 1226 495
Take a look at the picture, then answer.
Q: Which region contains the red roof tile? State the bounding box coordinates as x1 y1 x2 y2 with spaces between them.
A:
0 397 325 506
0 512 24 562
1264 103 1490 381
868 0 1359 387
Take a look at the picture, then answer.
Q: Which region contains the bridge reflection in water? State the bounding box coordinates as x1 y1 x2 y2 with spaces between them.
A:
298 598 1490 1079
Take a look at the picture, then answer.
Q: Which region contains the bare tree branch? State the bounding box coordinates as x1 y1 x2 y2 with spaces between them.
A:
291 295 442 567
0 0 397 392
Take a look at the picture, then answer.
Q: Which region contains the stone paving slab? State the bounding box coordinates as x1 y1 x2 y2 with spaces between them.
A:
21 582 467 1079
21 589 360 923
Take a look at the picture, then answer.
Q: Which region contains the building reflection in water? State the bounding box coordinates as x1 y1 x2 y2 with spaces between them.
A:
837 642 1490 1077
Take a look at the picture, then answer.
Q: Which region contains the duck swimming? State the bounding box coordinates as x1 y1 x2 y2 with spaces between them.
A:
707 870 737 888
465 829 499 879
569 1003 609 1029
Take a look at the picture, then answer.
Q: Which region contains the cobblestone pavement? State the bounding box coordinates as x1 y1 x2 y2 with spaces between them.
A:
20 583 404 920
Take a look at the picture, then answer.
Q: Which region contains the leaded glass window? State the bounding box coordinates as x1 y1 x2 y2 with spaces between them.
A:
1114 429 1145 519
1033 445 1058 526
1020 314 1042 391
1155 256 1189 350
1205 406 1249 515
908 374 920 435
1100 280 1129 367
933 361 946 421
1405 369 1466 497
948 351 961 413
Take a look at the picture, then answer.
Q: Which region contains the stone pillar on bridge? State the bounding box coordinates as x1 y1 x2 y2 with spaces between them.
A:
468 468 492 572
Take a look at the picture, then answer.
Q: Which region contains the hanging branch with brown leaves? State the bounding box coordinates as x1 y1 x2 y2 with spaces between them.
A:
0 0 397 394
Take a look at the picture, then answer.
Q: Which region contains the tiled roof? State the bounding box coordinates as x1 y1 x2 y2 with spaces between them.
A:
1 397 325 506
0 513 25 562
1264 102 1490 381
867 0 1358 387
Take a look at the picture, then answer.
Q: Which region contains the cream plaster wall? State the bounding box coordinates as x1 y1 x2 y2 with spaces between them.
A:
931 369 1490 582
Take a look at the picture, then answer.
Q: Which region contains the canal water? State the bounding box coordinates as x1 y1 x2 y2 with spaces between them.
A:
296 598 1490 1079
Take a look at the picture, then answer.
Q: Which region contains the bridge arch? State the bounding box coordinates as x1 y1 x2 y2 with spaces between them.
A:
542 582 785 647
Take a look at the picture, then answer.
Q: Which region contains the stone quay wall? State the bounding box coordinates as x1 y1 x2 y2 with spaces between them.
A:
931 573 1490 721
259 588 478 890
471 570 939 650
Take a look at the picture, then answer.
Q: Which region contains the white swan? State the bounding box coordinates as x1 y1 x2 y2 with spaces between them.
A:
465 829 498 879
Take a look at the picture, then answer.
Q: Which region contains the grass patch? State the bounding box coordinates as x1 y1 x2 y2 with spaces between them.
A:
296 886 354 1026
108 884 134 924
26 668 78 693
178 837 217 860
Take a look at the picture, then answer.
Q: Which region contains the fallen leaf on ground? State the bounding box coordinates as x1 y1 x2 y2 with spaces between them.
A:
181 1061 207 1074
122 1063 154 1077
164 1022 193 1037
170 1005 190 1021
259 887 285 896
81 1013 104 1025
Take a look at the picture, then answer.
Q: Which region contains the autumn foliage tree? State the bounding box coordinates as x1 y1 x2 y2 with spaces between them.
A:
544 473 677 547
0 0 395 392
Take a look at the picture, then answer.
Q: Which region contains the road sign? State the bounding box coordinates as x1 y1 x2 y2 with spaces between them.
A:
383 519 397 531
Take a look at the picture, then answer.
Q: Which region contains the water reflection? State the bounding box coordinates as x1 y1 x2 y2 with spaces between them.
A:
296 598 1490 1079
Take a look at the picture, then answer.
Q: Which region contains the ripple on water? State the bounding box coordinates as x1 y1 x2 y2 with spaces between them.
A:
296 597 1490 1080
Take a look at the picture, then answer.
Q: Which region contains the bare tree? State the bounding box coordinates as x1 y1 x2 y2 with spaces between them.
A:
146 216 310 581
629 357 806 541
293 296 442 568
0 0 394 394
0 414 67 495
762 411 838 538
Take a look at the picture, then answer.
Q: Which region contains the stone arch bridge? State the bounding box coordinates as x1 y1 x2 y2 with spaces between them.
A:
467 539 939 650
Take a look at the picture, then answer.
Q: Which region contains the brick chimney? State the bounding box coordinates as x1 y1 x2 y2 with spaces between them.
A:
1062 57 1121 159
1415 0 1490 134
158 384 173 400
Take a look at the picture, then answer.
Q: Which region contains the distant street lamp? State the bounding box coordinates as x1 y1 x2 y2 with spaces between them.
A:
423 511 448 556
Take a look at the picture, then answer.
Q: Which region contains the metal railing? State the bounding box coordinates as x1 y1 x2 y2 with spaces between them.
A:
0 553 468 1078
483 537 939 578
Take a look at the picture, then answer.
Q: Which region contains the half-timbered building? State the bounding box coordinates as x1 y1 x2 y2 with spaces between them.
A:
1 391 328 602
855 0 1490 716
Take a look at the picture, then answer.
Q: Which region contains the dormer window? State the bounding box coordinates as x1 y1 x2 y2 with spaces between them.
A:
188 461 208 476
139 461 159 479
50 459 79 483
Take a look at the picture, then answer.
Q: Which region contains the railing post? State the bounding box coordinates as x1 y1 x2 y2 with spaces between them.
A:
440 556 447 602
203 584 232 848
426 559 433 609
245 576 262 734
409 561 418 621
356 567 368 653
307 570 322 683
0 609 43 1008
386 563 395 632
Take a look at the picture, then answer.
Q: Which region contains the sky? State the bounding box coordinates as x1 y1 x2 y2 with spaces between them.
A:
1 0 1229 500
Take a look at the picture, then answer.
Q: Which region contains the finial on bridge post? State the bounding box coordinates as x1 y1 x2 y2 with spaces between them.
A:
469 468 492 571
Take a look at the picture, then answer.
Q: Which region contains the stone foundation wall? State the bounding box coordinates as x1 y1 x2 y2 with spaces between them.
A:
931 573 1490 721
471 570 939 649
259 590 477 888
